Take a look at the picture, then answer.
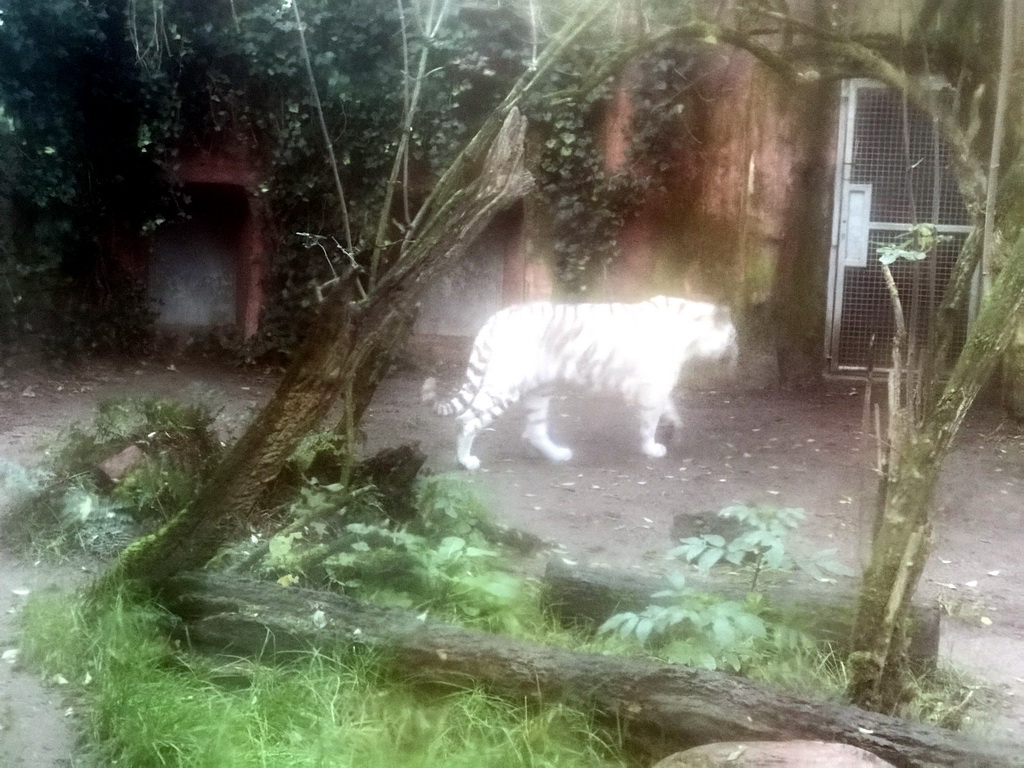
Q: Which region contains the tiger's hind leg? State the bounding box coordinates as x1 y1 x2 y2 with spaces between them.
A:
456 403 499 471
659 398 684 446
455 391 520 470
456 414 489 471
456 425 482 471
522 392 572 463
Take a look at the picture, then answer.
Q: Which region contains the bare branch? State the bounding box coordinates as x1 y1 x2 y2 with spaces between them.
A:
368 0 433 286
292 0 354 255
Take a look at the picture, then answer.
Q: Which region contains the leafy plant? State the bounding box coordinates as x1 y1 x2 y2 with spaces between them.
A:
597 571 767 671
45 275 158 362
599 503 856 674
877 223 951 265
0 240 61 360
323 524 528 632
521 42 699 294
668 503 855 590
413 473 491 538
252 474 531 633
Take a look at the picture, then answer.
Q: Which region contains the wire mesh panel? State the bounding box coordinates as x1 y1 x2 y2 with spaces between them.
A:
826 80 974 373
849 88 969 227
836 230 970 369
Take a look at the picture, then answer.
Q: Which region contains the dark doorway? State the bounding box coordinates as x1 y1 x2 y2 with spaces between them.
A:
149 184 249 331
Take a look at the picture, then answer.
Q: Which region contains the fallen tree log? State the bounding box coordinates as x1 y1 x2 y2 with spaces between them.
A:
162 571 1021 768
542 559 941 671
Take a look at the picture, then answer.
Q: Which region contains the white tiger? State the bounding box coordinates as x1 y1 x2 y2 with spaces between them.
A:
422 296 738 470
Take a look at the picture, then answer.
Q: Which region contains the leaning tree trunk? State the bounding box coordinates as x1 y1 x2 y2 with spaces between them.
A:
104 1 626 590
849 226 1024 710
109 108 533 589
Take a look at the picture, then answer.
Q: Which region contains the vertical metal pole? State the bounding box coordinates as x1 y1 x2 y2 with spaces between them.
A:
982 0 1015 297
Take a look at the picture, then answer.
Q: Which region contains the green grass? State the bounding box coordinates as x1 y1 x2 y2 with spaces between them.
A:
19 586 627 768
8 416 990 758
745 639 851 701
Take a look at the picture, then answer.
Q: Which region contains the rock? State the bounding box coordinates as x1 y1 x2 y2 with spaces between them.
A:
652 740 896 768
98 444 145 483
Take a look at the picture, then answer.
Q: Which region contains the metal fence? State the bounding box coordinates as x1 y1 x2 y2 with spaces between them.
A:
826 79 974 373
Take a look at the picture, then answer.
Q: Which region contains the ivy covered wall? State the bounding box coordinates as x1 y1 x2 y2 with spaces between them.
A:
0 0 837 384
0 0 528 359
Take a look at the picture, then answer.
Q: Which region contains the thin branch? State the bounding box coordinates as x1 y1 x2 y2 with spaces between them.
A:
427 0 453 39
292 0 354 255
399 1 413 227
394 0 616 265
528 0 539 67
881 263 908 342
368 0 446 286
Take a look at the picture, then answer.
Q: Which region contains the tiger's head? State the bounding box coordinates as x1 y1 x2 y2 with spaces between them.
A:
710 305 740 372
651 296 739 378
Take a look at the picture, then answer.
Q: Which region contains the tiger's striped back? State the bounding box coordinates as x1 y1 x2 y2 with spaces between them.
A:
423 297 737 470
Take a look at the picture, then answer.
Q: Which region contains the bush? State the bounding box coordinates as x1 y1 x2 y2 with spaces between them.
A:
0 396 221 555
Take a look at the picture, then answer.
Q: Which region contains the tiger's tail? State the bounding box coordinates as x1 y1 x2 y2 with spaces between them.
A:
421 376 471 416
422 333 492 418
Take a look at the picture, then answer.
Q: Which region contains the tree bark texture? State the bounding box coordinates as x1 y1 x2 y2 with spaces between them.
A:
851 228 1024 708
162 571 1023 768
848 436 939 709
110 109 532 589
541 559 940 672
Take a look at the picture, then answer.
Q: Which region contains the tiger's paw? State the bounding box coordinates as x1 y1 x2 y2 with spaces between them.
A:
459 455 481 471
546 446 573 463
525 434 573 463
642 442 667 458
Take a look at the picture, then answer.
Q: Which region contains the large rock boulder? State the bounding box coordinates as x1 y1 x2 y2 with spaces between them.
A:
652 740 895 768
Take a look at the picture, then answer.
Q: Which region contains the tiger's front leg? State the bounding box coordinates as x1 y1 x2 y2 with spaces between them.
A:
522 393 572 463
637 388 678 459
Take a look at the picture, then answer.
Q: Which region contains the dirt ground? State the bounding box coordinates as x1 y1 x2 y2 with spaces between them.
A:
1 356 1023 765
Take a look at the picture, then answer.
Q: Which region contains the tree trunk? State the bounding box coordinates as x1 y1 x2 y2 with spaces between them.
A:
542 559 940 672
110 108 532 589
848 435 940 709
161 571 1024 768
103 1 626 590
850 227 1024 709
1002 322 1024 418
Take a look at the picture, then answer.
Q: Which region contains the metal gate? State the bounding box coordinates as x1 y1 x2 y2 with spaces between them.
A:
825 79 974 373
